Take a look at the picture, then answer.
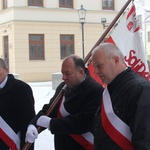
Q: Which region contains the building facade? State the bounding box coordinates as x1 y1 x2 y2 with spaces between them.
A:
135 0 150 61
145 17 150 60
0 0 126 82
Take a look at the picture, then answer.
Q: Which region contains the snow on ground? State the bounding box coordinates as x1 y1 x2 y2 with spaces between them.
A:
28 81 55 150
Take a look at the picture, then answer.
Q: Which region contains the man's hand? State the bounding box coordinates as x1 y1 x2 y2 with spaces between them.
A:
37 115 51 128
25 124 38 143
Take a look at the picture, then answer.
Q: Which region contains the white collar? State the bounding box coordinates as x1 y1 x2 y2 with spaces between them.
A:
0 76 8 89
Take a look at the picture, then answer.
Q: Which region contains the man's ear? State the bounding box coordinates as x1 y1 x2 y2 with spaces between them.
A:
79 68 84 75
6 67 9 73
114 56 119 64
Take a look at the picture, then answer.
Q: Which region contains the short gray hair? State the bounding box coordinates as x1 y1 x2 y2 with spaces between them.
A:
0 58 7 69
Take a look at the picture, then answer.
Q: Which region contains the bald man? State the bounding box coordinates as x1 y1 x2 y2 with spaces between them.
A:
25 54 104 150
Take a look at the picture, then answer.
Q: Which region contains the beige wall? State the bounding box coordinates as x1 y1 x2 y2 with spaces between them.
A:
0 21 103 82
0 0 127 82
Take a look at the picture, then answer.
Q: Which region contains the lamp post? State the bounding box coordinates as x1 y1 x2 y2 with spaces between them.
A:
78 5 87 59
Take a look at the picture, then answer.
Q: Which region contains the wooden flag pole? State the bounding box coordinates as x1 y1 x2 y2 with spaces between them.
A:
84 0 133 64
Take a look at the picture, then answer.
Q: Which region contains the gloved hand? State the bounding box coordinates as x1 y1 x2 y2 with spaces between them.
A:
36 115 51 128
25 124 38 143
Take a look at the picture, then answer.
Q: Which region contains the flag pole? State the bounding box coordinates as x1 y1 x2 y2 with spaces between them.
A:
84 0 133 64
22 0 133 149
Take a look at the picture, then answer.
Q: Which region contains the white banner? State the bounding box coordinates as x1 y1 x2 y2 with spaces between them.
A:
107 4 150 80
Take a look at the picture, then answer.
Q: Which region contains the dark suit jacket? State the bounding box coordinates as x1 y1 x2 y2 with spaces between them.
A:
30 69 104 150
0 74 35 150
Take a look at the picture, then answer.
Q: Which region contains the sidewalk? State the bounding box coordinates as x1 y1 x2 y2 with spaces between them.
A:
28 81 55 150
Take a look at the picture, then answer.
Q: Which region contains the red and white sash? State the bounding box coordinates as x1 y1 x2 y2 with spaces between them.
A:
0 116 20 150
58 96 94 150
101 87 134 150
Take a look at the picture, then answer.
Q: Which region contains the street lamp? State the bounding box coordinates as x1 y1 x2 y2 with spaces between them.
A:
78 5 87 59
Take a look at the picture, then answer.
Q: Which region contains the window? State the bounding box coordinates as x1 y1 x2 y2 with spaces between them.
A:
28 0 43 6
102 0 114 10
59 0 73 8
148 32 150 42
29 34 45 60
60 35 74 59
3 0 7 9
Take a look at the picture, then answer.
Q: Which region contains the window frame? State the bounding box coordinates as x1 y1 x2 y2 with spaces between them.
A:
59 0 73 8
28 0 43 7
29 34 45 60
60 34 74 59
102 0 114 10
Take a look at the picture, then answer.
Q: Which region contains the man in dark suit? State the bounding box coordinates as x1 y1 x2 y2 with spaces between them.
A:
25 54 104 150
0 58 35 150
